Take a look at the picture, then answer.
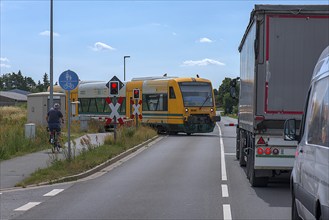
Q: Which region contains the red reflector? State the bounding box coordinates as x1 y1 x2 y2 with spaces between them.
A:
257 148 264 155
255 116 265 121
265 148 271 155
257 137 266 145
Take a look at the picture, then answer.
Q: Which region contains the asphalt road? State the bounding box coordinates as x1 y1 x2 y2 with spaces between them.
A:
1 116 291 219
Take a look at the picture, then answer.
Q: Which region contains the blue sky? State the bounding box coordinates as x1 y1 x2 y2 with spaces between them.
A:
1 0 328 89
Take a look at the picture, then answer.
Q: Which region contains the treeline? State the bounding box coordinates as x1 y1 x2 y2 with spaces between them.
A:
215 77 240 114
0 70 50 92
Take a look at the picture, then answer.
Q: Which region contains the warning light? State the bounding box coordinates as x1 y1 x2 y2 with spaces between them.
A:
110 81 119 96
133 89 140 99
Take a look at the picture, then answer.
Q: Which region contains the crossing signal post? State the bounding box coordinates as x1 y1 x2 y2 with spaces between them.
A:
133 89 141 128
107 80 119 142
106 76 124 142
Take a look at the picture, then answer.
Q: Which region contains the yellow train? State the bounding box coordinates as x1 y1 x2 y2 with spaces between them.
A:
126 76 220 135
51 76 220 135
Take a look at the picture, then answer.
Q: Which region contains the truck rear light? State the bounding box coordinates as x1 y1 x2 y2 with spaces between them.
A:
265 147 271 155
272 148 279 155
257 147 264 155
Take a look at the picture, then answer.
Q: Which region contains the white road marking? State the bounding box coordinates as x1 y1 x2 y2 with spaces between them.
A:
225 153 236 156
217 124 227 181
15 202 41 211
43 189 64 196
223 204 232 220
221 184 229 197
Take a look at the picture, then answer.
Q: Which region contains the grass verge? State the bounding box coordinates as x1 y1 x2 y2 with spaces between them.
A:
0 106 102 161
16 126 157 187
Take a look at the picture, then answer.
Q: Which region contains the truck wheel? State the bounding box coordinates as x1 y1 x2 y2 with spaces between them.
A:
239 131 246 167
236 128 240 160
249 151 268 187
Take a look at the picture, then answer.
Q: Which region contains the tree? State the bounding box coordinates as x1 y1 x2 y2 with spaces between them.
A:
0 71 46 92
217 77 240 114
43 73 50 91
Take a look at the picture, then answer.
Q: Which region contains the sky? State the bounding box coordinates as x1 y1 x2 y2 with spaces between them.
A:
1 0 328 89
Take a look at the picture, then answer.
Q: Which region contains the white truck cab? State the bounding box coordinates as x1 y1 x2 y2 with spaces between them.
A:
284 45 329 220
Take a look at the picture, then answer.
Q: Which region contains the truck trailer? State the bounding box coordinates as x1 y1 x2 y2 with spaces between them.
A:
236 5 329 187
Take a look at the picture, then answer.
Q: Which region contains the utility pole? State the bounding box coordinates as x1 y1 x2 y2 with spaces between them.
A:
49 0 54 109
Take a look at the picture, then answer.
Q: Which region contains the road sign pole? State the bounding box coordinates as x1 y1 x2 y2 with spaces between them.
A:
135 99 138 129
113 97 117 143
68 90 71 160
58 69 79 161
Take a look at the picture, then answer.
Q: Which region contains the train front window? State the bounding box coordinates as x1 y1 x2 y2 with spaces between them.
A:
179 82 213 107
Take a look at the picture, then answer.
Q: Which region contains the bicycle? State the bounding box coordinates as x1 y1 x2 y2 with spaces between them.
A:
49 129 61 153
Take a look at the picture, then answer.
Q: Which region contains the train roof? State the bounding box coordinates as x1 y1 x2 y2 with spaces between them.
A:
131 76 212 84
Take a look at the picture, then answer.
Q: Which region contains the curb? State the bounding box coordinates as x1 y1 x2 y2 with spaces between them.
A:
34 135 160 186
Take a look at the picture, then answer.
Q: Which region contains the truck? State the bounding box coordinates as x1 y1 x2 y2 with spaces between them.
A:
235 5 329 187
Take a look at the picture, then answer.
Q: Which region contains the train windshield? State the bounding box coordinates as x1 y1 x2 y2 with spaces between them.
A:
179 82 213 107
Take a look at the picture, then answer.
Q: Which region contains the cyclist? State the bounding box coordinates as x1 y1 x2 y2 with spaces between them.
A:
46 103 64 146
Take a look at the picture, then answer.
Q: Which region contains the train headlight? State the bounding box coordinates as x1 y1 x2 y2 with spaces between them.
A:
185 108 188 113
210 108 214 112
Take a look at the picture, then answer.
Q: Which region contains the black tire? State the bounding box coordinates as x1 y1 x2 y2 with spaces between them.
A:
291 192 302 220
186 133 192 136
249 167 268 187
249 149 268 187
236 128 240 160
239 131 246 167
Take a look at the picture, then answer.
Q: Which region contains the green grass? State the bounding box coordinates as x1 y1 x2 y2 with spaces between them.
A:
0 106 102 161
16 126 157 187
0 106 48 160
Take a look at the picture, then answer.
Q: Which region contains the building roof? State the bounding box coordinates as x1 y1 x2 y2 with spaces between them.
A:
0 91 27 101
8 89 31 96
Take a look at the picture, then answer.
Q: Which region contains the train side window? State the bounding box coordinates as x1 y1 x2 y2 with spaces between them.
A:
169 87 176 99
142 94 168 111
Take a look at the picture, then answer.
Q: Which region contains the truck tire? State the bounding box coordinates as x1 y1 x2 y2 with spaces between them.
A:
249 148 268 187
236 128 240 160
239 131 247 167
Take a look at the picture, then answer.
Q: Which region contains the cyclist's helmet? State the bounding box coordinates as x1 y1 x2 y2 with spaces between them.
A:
54 103 60 109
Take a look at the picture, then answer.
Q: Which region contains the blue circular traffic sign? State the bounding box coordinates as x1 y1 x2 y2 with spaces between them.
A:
59 70 79 91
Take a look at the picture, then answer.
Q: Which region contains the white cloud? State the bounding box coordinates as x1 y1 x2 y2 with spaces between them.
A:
39 30 60 37
199 37 213 43
182 58 225 66
91 42 116 51
0 57 9 62
0 63 11 68
0 57 11 68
